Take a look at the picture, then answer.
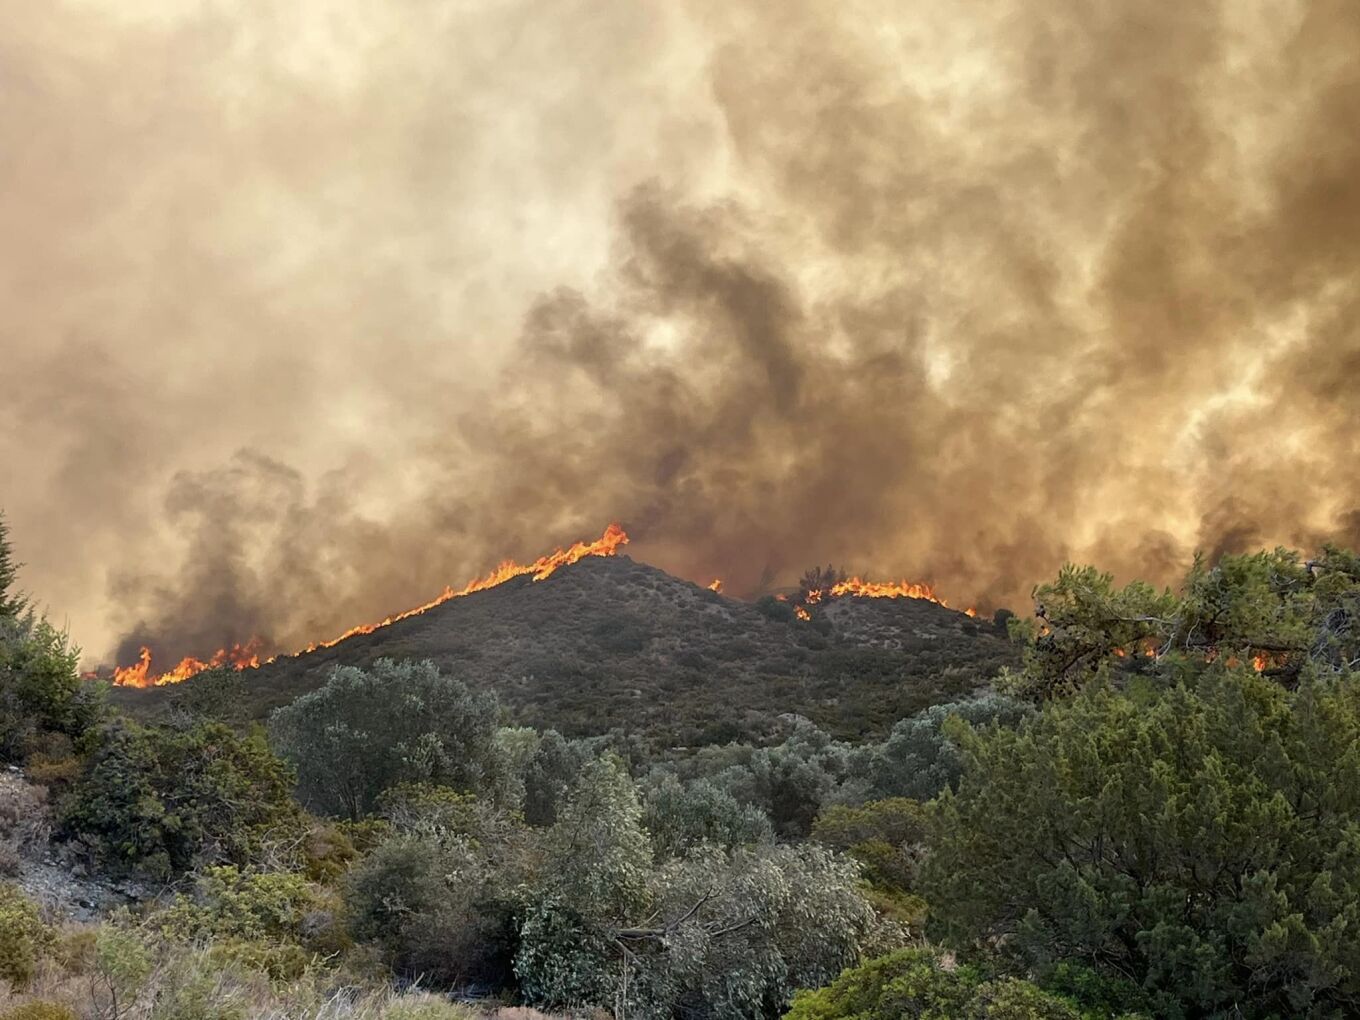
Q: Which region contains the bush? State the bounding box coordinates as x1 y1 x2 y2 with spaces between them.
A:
642 774 773 858
0 1004 77 1020
269 659 510 819
0 613 104 764
812 798 926 892
782 948 1084 1020
381 994 478 1020
0 883 54 990
870 694 1030 802
923 669 1360 1018
346 833 522 987
59 721 298 878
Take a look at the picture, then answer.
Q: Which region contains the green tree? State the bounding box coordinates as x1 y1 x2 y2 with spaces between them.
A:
0 512 26 621
870 694 1031 802
642 773 773 859
0 612 103 763
60 721 298 878
268 659 510 819
922 666 1360 1018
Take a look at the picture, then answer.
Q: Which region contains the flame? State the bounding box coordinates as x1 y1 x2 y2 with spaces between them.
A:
803 575 978 616
110 523 629 688
708 579 723 593
794 604 811 621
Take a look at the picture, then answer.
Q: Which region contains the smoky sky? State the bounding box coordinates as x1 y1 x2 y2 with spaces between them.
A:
3 0 1359 668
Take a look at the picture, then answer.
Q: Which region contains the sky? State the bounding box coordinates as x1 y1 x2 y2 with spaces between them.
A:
3 0 1358 668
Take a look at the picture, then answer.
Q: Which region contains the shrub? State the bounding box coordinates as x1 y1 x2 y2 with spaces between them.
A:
0 883 54 990
0 613 104 764
782 948 1084 1020
59 721 298 878
923 668 1360 1018
0 1004 77 1020
642 774 773 858
269 659 510 819
870 694 1030 802
381 994 479 1020
812 798 927 892
346 834 522 987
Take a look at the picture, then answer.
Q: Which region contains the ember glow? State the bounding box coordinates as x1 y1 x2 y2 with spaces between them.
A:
707 579 723 593
110 524 629 688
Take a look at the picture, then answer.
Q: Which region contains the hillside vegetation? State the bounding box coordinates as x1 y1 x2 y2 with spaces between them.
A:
6 509 1360 1018
112 555 1016 745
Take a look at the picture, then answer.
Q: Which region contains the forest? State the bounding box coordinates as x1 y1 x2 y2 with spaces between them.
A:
4 509 1360 1019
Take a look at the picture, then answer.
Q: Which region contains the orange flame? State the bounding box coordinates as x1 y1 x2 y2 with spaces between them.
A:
794 604 811 621
110 523 629 688
707 579 723 593
805 575 977 616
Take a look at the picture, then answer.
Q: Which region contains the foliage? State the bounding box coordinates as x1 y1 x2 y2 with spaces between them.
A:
923 666 1360 1018
94 924 153 1010
0 612 103 764
0 1005 77 1020
812 798 926 893
0 512 26 621
518 728 600 826
782 948 1086 1020
539 755 653 920
165 666 247 725
155 866 342 954
712 718 864 837
642 773 773 858
870 694 1031 802
60 721 298 878
269 659 510 819
518 842 874 1019
346 832 525 987
0 884 54 990
1009 547 1360 700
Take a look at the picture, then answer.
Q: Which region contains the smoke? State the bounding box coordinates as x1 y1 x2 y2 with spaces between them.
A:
3 0 1358 666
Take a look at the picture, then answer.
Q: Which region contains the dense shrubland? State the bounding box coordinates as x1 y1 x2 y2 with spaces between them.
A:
6 515 1360 1017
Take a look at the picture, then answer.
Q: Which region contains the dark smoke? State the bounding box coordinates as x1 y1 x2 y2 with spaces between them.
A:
3 1 1359 667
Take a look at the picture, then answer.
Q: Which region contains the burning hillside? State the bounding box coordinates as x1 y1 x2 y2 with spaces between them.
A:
98 522 990 707
105 523 629 687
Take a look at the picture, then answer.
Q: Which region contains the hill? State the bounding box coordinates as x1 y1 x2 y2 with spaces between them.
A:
111 554 1018 744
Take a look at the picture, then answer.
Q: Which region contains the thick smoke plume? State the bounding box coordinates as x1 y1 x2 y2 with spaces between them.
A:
3 1 1359 667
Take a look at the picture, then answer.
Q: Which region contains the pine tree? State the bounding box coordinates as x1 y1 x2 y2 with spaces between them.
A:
0 511 26 619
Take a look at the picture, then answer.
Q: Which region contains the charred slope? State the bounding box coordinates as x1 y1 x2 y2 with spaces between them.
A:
112 555 1018 744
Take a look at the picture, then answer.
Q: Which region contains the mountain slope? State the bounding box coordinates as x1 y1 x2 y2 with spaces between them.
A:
113 555 1018 744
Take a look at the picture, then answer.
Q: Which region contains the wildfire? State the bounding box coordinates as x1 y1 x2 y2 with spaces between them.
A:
803 576 977 616
110 523 630 688
707 579 723 593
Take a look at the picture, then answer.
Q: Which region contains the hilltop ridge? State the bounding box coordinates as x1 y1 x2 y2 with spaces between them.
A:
113 553 1017 744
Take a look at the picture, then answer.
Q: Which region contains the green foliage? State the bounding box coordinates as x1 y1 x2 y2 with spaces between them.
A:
712 718 862 837
519 728 600 826
541 754 653 919
870 694 1031 802
923 667 1360 1018
782 948 1082 1020
0 1004 77 1020
346 832 525 987
642 773 773 858
165 666 247 725
0 612 103 764
0 512 26 621
94 924 153 1006
812 798 926 893
381 995 478 1020
156 866 341 954
0 884 54 990
518 842 874 1019
269 659 510 819
60 721 298 878
1011 547 1360 700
